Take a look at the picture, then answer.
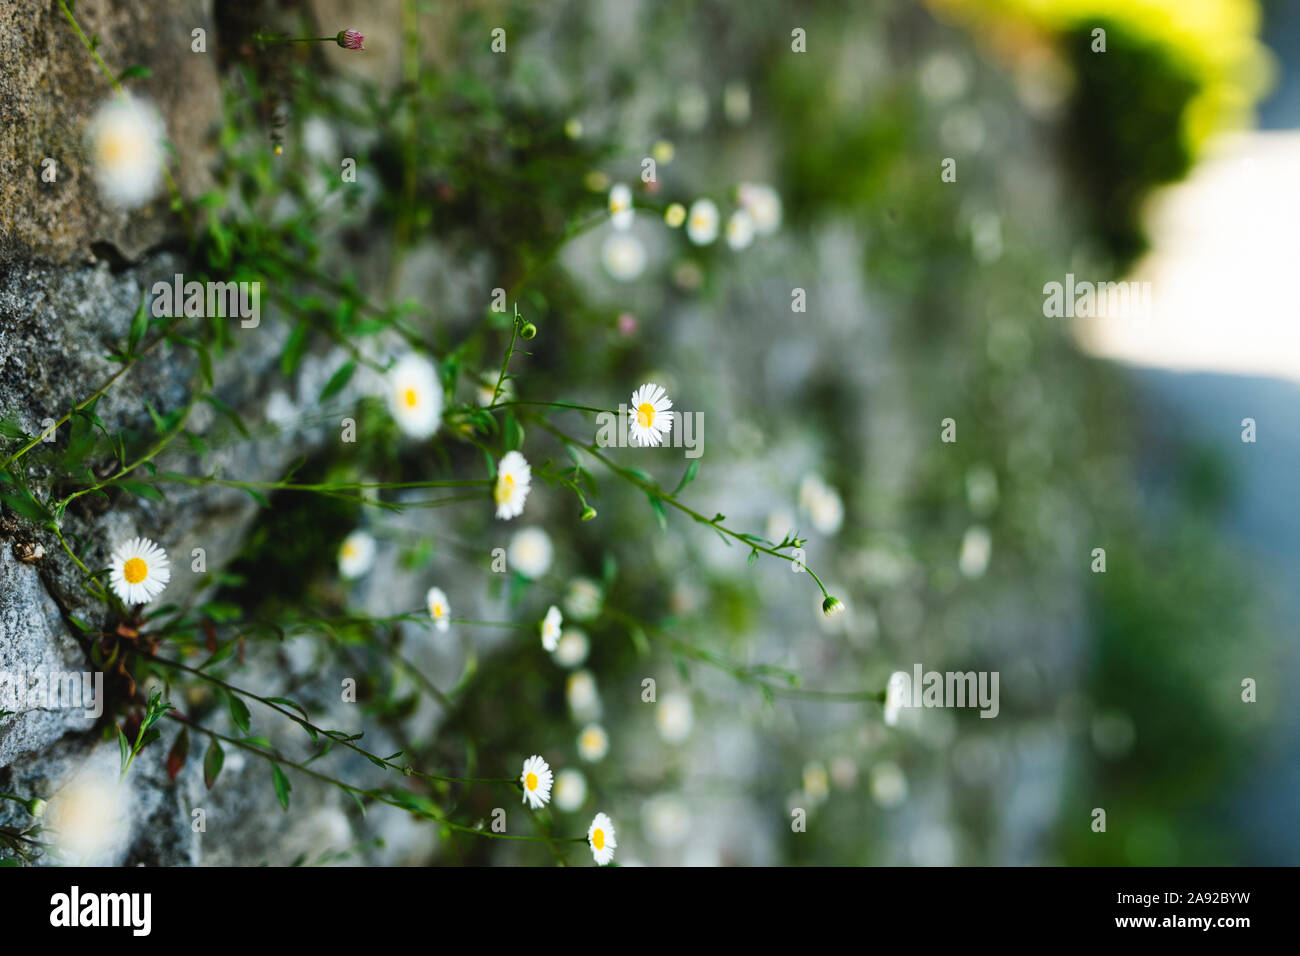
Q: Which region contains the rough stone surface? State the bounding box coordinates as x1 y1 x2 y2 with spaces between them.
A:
0 0 220 266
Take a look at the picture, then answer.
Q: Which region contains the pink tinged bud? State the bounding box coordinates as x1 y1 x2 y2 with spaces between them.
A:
337 29 365 50
617 313 638 336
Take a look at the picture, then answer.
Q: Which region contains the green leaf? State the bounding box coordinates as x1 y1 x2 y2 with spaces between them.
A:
646 494 667 531
503 411 524 452
319 360 356 402
272 764 292 810
228 693 251 734
203 738 224 789
127 294 148 356
670 460 699 496
116 724 131 777
118 64 151 80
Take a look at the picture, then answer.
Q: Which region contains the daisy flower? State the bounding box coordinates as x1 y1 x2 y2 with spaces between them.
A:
494 451 532 520
554 768 587 812
508 527 553 579
520 754 553 810
107 537 170 605
686 199 719 245
628 383 673 447
338 531 376 579
578 723 609 762
87 95 165 208
664 203 686 228
541 605 563 652
726 209 755 250
601 233 646 281
608 183 634 230
426 587 450 632
386 353 443 439
587 812 617 865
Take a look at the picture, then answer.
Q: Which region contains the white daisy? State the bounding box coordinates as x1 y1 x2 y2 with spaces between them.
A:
628 383 673 447
338 531 376 579
959 525 992 578
726 209 755 250
578 723 609 762
426 587 450 632
608 182 634 230
494 451 532 520
686 199 719 245
601 233 646 282
738 183 783 234
508 527 553 579
656 692 694 743
387 353 443 439
540 605 563 652
107 536 171 605
520 754 553 810
587 811 617 865
87 94 165 208
554 768 587 812
554 628 589 668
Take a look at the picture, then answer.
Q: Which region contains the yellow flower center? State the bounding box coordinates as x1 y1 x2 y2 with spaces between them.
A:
433 603 444 617
592 828 605 850
402 387 419 408
123 557 148 584
341 542 357 558
494 473 514 504
525 772 538 791
637 403 655 429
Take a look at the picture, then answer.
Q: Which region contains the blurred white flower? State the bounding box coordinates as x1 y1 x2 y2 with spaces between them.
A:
509 527 553 579
656 691 694 743
494 451 532 520
884 670 909 726
386 353 443 439
799 473 844 535
725 209 755 250
566 669 601 719
870 761 908 808
554 628 589 668
802 761 830 805
664 203 686 228
426 587 450 632
564 577 603 621
554 768 587 811
577 723 609 762
686 199 719 245
47 764 129 865
338 531 375 579
88 94 165 208
831 756 859 789
540 605 563 652
723 81 751 124
564 117 584 139
738 183 783 235
958 525 992 578
608 182 634 230
601 233 646 281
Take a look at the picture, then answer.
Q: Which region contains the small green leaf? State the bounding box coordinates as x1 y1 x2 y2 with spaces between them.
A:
272 764 292 810
228 693 251 734
319 360 357 402
118 64 151 80
670 460 699 496
203 738 224 789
